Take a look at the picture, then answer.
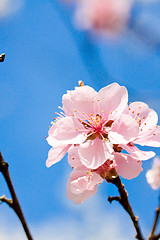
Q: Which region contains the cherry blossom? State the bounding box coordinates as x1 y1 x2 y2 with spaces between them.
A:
146 157 160 190
46 82 140 169
68 144 143 180
67 146 142 203
120 101 160 161
67 146 113 203
67 168 103 204
46 81 160 203
128 102 160 146
74 0 132 37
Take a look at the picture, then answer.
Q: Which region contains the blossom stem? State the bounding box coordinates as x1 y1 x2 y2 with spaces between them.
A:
0 53 5 62
0 151 33 240
107 175 144 240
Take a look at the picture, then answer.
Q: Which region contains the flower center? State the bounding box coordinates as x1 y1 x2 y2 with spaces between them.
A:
89 115 102 132
82 114 114 141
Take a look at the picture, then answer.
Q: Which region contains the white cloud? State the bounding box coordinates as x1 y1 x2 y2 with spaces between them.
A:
0 196 136 240
0 0 24 19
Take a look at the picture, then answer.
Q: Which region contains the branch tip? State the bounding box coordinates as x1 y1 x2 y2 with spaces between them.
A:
0 195 13 208
0 53 5 62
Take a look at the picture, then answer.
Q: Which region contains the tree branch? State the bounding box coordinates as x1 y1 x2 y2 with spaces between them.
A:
0 195 13 208
149 233 160 240
108 196 121 203
0 151 33 240
107 175 144 240
149 206 160 240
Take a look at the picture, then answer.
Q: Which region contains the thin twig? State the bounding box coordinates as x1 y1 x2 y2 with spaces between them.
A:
149 233 160 240
0 195 13 208
107 175 144 240
0 53 5 62
0 151 33 240
149 206 160 240
108 196 121 203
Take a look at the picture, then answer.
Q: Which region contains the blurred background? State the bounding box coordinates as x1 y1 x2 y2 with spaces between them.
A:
0 0 160 239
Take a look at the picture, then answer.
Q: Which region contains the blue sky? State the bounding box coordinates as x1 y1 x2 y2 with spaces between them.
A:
0 0 160 239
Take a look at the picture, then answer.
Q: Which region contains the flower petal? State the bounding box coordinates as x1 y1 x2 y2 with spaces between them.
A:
68 145 84 169
78 138 113 169
121 143 155 160
127 102 158 132
62 86 97 118
96 83 128 120
46 124 64 147
46 145 71 167
134 125 160 147
109 114 139 144
53 116 87 144
67 169 103 204
46 134 67 148
114 152 143 179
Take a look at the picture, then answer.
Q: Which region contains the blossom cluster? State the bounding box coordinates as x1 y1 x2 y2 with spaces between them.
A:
46 82 160 203
63 0 132 37
146 157 160 190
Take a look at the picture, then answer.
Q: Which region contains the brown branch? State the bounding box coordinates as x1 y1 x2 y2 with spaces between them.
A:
0 53 5 62
107 175 145 240
0 151 33 240
108 196 121 203
149 233 160 240
149 206 160 240
0 195 13 208
152 233 160 240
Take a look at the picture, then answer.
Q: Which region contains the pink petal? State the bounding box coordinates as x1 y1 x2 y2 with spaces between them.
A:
75 0 131 36
62 86 97 118
134 125 160 147
67 169 103 204
114 152 143 179
46 124 63 147
68 145 84 169
121 144 155 160
70 172 103 193
127 102 158 134
62 90 73 116
78 138 113 169
95 83 128 120
127 102 160 147
146 157 160 189
46 135 66 148
53 116 87 144
109 114 139 144
46 145 71 167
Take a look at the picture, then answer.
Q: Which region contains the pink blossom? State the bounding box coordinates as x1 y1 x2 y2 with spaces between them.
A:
67 149 142 203
68 145 143 180
113 152 143 180
128 102 160 147
67 151 114 203
46 82 160 203
67 168 103 204
146 157 160 190
120 101 160 160
74 0 132 37
46 82 140 169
